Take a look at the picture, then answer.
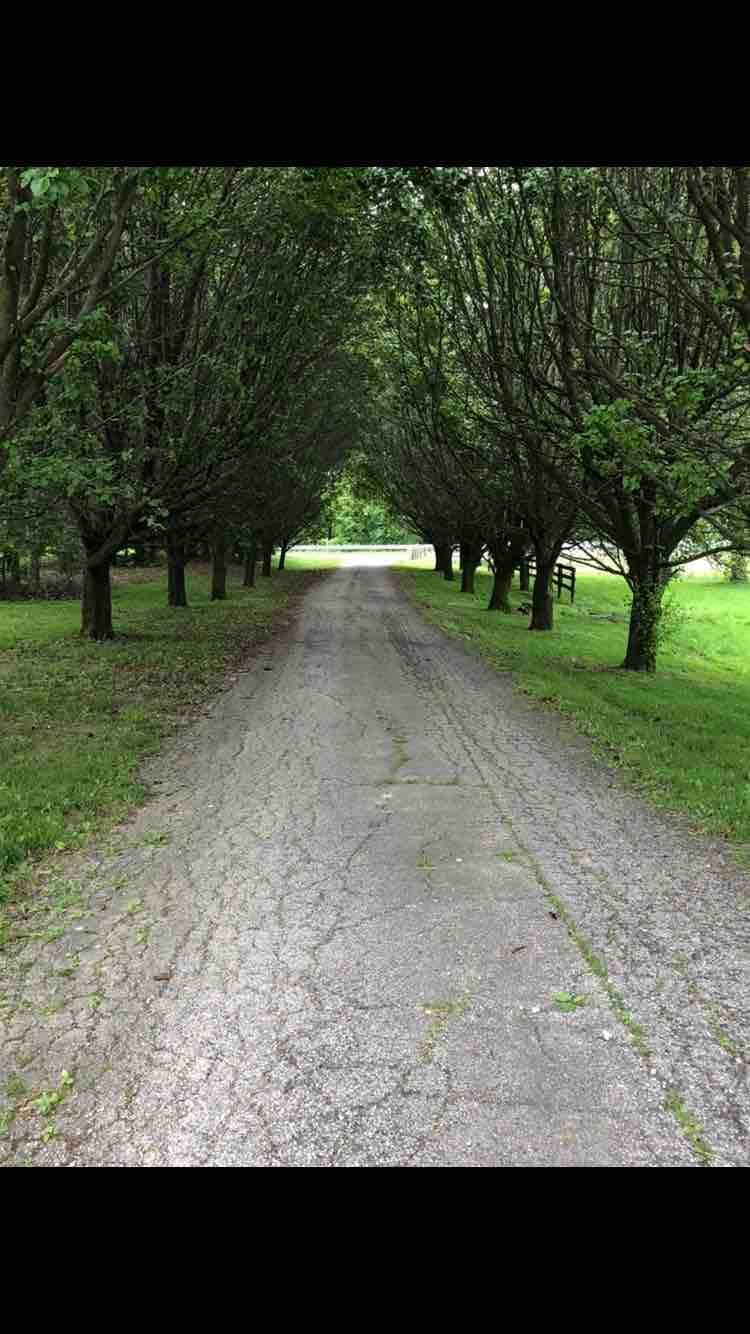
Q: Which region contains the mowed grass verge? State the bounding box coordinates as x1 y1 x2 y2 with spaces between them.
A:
0 558 332 907
397 565 750 849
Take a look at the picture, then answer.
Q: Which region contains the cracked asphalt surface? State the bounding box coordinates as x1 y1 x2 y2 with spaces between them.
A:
3 556 750 1166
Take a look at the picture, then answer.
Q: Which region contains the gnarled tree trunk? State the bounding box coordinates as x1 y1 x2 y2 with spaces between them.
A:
487 534 527 613
487 565 513 612
261 541 273 578
623 557 667 672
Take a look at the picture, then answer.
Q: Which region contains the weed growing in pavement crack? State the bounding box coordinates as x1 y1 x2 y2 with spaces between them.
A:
3 1074 28 1100
141 831 172 848
30 1070 74 1128
553 991 588 1013
545 892 649 1053
663 1091 713 1166
672 952 739 1055
0 1072 30 1140
419 998 468 1064
542 889 717 1164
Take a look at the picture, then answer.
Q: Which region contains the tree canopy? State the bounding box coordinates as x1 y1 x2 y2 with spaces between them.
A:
2 164 749 668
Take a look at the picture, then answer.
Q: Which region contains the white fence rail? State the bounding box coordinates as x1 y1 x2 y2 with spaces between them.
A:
292 543 430 555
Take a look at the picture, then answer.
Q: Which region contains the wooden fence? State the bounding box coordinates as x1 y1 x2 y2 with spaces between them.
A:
520 557 576 603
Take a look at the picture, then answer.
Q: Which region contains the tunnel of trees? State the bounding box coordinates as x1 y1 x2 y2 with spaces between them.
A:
2 165 750 670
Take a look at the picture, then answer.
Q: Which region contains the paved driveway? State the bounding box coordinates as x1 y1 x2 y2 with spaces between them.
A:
4 564 748 1165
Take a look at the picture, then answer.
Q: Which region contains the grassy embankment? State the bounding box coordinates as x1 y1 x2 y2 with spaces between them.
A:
0 553 337 909
397 561 750 850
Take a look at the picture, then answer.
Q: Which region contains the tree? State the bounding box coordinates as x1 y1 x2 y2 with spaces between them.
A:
11 167 382 636
1 167 142 445
325 466 416 544
417 166 750 667
529 167 750 668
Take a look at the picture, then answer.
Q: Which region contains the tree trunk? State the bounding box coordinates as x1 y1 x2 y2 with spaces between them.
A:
243 536 258 588
460 541 483 594
623 562 666 672
434 542 451 574
261 542 273 577
211 532 227 600
488 567 513 612
81 560 113 640
442 545 455 581
529 560 555 631
167 539 188 607
519 560 530 592
278 540 288 571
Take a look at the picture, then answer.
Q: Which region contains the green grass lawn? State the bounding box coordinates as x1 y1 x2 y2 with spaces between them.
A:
4 551 749 917
0 563 326 905
397 564 750 850
283 550 341 570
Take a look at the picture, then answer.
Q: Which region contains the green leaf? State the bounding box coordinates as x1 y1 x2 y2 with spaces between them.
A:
553 991 587 1013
